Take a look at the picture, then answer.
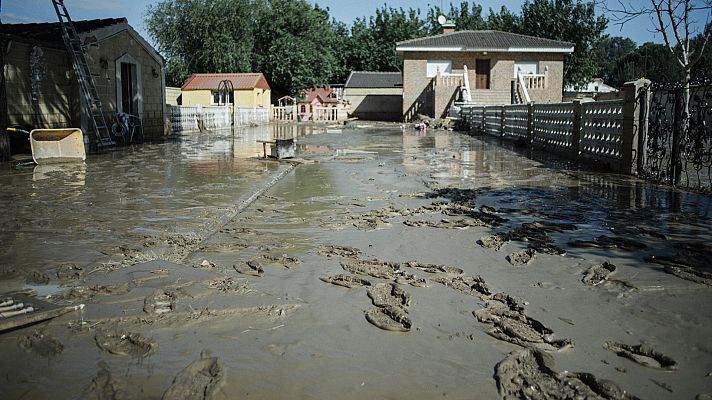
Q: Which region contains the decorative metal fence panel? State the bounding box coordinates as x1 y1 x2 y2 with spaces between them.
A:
643 83 712 192
532 103 574 152
484 106 503 136
502 105 529 139
581 100 624 160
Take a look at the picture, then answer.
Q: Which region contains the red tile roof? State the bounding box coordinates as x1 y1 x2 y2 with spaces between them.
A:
303 88 338 104
181 73 270 91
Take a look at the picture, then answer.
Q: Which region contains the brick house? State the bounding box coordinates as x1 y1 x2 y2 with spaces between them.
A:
180 73 271 108
2 18 167 144
396 30 573 121
343 71 403 121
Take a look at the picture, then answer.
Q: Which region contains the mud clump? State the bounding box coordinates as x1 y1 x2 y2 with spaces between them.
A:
208 276 250 293
569 235 647 251
367 283 411 308
18 330 64 357
433 274 491 298
583 262 617 286
64 283 131 301
603 341 678 370
405 261 463 276
318 245 361 258
341 258 401 279
56 263 85 281
95 329 158 358
83 361 126 400
233 260 264 277
479 233 509 251
495 348 640 400
475 295 572 351
320 274 372 288
144 289 177 315
507 248 536 266
162 352 225 400
365 305 412 332
262 253 301 268
364 283 413 332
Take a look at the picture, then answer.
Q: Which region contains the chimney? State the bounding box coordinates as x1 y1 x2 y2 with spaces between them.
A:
442 21 455 34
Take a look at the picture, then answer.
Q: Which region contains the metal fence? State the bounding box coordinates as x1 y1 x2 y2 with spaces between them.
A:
642 82 712 192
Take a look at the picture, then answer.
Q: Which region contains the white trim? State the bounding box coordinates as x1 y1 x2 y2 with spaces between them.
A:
397 46 573 53
115 53 143 116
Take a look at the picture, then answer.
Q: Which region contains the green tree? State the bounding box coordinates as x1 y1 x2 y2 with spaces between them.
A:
593 36 637 85
253 0 341 97
145 0 260 87
613 42 683 85
519 0 608 88
426 2 487 34
485 6 522 32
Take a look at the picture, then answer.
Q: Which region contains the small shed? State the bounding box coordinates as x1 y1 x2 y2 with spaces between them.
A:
2 18 167 146
180 73 271 108
343 71 403 122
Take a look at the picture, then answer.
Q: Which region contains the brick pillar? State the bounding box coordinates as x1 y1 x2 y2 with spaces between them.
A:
620 78 651 174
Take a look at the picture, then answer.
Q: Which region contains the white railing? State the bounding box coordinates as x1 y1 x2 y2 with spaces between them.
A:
170 105 200 132
271 105 297 122
235 107 269 127
517 73 532 104
312 106 340 122
202 106 232 130
522 73 547 89
435 73 464 87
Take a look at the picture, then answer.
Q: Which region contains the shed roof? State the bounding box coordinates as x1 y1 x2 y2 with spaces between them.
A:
345 71 403 88
396 30 573 53
3 18 126 42
181 73 271 91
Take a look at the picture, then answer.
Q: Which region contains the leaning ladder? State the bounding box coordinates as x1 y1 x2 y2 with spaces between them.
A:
51 0 113 146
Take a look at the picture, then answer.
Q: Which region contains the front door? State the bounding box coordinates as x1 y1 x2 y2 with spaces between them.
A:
120 62 137 115
475 59 490 89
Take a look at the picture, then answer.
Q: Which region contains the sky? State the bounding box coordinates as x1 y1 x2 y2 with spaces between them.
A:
1 0 709 49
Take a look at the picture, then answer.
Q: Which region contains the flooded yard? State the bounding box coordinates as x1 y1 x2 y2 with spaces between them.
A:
1 124 711 399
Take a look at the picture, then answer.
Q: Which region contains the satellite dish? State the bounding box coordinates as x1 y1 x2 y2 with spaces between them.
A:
437 15 447 25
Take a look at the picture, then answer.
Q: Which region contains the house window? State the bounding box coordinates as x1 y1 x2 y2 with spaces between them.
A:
513 61 538 77
212 91 233 105
426 60 452 77
475 59 490 89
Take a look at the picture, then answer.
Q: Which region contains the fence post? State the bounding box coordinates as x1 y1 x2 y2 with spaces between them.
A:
571 100 582 159
636 83 651 175
500 106 506 138
482 106 487 134
527 103 534 144
620 78 651 175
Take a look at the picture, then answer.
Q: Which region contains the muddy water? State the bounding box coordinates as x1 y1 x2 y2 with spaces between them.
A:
1 124 712 399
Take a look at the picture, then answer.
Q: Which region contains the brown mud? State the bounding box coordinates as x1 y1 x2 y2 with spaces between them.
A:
1 125 711 399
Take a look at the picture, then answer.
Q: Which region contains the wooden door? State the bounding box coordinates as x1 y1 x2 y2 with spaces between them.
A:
475 59 490 89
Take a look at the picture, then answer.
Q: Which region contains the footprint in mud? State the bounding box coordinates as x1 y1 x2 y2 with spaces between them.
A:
233 260 264 277
367 283 411 308
507 248 536 266
18 330 64 357
475 295 572 351
162 351 225 400
569 235 647 251
603 341 678 370
83 361 125 400
365 306 412 332
144 289 177 315
318 245 361 258
320 274 372 288
95 329 158 358
208 276 250 293
582 262 617 286
495 348 640 399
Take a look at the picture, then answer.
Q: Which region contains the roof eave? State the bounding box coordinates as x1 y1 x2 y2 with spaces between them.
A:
397 46 574 53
